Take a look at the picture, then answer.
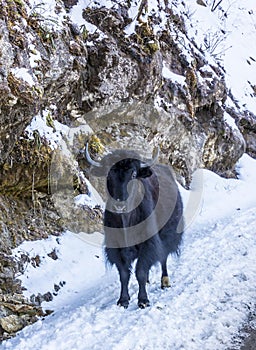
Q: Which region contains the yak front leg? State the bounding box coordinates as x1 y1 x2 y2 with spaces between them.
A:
136 262 150 309
116 265 131 309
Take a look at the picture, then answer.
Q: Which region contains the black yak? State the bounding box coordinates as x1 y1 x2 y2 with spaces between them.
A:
85 144 184 308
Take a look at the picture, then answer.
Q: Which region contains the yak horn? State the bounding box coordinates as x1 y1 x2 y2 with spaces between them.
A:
141 147 159 168
85 143 101 167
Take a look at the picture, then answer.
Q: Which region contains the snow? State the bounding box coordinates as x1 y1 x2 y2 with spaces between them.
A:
11 68 35 87
162 61 186 85
25 111 70 149
28 43 41 68
11 232 105 310
25 109 92 152
69 0 108 40
224 111 240 134
1 153 256 350
179 0 256 112
125 0 169 37
74 175 105 210
124 0 143 35
27 0 66 30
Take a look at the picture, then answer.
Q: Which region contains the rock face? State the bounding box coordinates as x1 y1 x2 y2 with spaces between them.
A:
0 0 255 340
0 0 249 182
238 112 256 158
0 1 39 164
0 294 47 340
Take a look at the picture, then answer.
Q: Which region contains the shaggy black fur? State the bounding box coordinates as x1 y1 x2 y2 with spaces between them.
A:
88 149 184 308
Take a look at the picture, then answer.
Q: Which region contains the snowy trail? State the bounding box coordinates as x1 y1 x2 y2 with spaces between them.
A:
1 155 256 350
2 205 256 350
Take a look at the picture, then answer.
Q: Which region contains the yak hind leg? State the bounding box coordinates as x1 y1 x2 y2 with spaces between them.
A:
146 271 150 284
161 259 171 289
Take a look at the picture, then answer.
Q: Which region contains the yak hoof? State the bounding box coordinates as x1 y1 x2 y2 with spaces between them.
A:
161 276 171 289
138 300 150 309
117 299 129 309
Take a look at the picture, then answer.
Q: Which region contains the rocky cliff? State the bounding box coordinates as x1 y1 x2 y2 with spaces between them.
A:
0 0 255 340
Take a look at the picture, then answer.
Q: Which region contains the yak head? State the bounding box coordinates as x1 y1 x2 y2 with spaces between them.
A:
85 144 159 212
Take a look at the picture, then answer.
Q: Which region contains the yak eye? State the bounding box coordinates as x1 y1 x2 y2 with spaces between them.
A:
131 170 137 179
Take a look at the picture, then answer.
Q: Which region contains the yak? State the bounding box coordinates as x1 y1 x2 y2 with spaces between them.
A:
85 144 184 309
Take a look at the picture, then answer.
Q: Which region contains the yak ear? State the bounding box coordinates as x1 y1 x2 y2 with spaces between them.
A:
137 166 152 178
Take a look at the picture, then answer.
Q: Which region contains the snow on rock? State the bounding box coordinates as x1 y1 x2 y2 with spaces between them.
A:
69 0 108 40
28 42 42 68
26 0 66 30
10 68 35 87
162 61 186 85
1 154 256 350
24 109 93 152
25 111 69 149
178 0 256 112
74 175 105 210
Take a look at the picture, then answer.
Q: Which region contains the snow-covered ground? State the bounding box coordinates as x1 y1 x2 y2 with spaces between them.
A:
1 154 256 350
